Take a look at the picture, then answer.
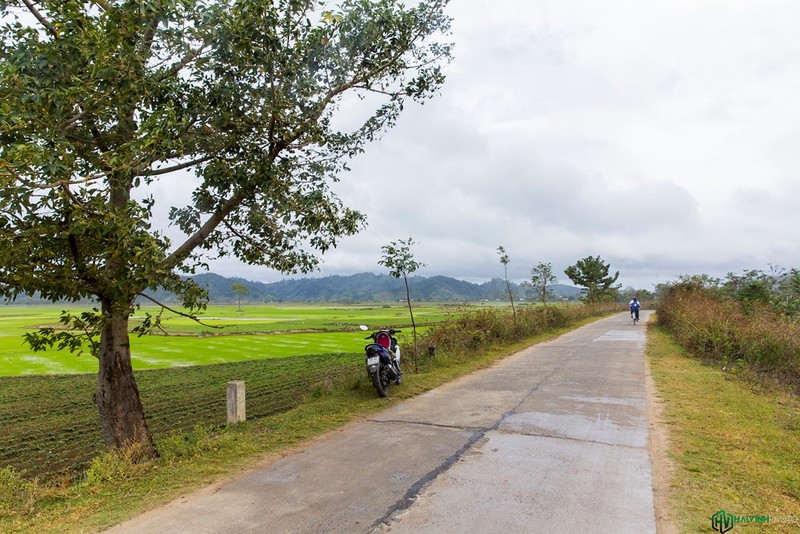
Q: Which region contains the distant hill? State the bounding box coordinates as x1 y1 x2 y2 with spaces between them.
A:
148 272 583 303
6 273 582 305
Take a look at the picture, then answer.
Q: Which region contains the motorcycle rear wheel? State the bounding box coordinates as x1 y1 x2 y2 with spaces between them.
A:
371 367 389 397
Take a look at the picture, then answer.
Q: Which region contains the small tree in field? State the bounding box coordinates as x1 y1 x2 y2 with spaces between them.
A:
0 0 452 455
232 283 249 312
497 246 517 327
379 238 424 371
564 255 621 303
529 262 558 303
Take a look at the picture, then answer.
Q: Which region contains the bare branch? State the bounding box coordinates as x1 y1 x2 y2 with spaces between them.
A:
138 293 228 330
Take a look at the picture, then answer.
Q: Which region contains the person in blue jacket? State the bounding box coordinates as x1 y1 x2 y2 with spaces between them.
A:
629 296 641 320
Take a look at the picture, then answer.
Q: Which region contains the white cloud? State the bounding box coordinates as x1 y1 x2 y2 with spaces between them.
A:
152 0 800 290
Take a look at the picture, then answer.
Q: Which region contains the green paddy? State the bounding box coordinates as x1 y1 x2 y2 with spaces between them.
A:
0 303 452 376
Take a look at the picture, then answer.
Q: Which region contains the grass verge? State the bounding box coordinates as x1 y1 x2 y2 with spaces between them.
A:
0 316 604 534
647 323 800 533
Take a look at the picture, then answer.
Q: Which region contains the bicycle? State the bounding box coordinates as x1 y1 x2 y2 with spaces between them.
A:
631 310 639 325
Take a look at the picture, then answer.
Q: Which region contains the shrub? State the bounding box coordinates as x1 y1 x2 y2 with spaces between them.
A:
157 426 218 463
84 442 152 488
414 302 619 368
0 467 35 515
657 282 800 390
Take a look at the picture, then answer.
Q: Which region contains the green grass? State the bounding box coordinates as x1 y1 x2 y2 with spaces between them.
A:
647 323 800 533
137 303 452 333
0 303 452 376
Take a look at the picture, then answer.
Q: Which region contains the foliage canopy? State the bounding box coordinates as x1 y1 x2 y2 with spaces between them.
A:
564 255 620 303
0 0 452 451
528 261 558 303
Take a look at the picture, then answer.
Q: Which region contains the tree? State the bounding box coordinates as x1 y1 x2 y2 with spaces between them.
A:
722 269 774 305
529 262 557 304
775 267 800 316
379 238 424 371
0 0 452 455
231 282 249 312
564 256 621 303
620 286 654 304
496 246 517 326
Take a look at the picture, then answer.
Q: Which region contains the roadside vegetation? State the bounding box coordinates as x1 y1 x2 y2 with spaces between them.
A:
0 301 620 533
647 324 800 532
651 270 800 531
657 272 800 392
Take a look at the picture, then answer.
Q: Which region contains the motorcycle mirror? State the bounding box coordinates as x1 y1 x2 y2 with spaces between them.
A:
359 325 369 331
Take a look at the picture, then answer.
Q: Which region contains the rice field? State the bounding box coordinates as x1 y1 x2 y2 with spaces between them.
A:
0 303 455 376
0 302 458 479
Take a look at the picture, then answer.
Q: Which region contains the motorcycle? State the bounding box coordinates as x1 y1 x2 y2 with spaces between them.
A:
360 325 403 397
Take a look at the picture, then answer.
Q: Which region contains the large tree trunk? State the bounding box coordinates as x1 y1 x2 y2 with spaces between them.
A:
96 302 156 458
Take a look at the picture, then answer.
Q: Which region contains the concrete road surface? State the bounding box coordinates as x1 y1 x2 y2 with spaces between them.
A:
107 311 656 534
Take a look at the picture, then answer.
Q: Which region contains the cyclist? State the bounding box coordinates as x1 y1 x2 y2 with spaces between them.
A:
629 296 641 321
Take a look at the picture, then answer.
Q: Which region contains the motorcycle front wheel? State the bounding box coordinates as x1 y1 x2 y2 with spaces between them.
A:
371 367 390 397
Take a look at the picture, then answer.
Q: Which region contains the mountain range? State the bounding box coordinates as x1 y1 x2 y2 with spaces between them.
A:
152 272 583 303
7 273 583 305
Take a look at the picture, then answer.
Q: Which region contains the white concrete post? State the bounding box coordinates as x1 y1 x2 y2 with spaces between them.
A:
227 380 246 424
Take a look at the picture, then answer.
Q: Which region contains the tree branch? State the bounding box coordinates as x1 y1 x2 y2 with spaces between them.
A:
282 38 418 147
221 218 278 256
91 0 112 12
138 292 227 330
158 45 209 81
139 155 215 177
21 0 57 38
163 190 246 270
141 15 160 55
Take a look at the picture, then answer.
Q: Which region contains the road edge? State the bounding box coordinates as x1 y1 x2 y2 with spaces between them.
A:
644 318 679 534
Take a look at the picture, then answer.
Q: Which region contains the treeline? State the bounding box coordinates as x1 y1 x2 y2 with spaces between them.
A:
657 268 800 391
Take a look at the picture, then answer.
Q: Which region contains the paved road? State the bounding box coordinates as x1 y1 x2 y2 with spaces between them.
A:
107 311 655 534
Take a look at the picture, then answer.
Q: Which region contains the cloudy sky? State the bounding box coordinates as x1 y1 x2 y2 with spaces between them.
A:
168 0 800 290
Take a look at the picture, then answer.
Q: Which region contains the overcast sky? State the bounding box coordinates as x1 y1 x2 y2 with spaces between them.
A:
163 0 800 290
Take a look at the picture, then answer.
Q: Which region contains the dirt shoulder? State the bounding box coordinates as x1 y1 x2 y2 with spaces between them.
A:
644 321 679 534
